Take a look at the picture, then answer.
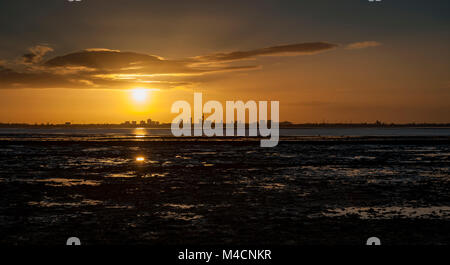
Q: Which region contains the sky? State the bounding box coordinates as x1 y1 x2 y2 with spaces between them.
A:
0 0 449 124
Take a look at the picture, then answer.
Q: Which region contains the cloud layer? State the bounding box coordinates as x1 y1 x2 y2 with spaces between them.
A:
21 45 54 64
0 42 338 90
346 41 382 50
196 42 337 62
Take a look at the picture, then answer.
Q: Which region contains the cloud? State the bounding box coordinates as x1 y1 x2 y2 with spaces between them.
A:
0 42 337 90
196 42 337 62
46 50 164 70
346 41 381 50
21 45 54 64
84 48 121 52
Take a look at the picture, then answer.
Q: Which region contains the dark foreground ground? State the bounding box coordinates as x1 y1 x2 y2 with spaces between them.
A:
0 136 449 245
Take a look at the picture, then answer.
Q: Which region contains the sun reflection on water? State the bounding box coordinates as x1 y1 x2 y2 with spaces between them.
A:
134 128 147 138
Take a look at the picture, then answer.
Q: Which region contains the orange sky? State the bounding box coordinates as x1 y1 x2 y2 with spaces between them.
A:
0 1 449 124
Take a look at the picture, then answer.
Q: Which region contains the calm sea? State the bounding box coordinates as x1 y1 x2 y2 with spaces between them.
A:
0 127 449 140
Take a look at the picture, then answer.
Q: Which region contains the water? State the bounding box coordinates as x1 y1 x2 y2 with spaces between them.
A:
0 127 449 141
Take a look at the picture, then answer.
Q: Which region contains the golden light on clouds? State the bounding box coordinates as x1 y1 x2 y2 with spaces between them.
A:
0 39 448 124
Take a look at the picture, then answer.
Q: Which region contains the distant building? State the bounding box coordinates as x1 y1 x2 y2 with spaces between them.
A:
65 122 71 125
146 118 160 126
121 119 160 127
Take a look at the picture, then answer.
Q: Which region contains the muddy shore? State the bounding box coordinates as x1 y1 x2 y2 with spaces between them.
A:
0 136 449 245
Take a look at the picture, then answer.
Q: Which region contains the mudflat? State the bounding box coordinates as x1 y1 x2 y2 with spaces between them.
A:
0 136 449 245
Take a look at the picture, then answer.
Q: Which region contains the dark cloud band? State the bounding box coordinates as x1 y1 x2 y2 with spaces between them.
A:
1 42 338 90
196 42 337 62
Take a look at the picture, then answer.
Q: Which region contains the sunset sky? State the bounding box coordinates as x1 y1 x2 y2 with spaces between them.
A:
0 0 449 124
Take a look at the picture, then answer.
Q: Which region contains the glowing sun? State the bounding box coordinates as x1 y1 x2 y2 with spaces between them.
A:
131 88 149 103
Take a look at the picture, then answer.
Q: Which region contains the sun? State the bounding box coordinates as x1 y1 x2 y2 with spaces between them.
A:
130 88 149 103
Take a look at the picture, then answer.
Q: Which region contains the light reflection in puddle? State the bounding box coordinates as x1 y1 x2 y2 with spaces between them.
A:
28 199 102 207
65 157 128 167
420 153 450 157
175 155 191 160
319 206 450 219
36 178 101 186
261 183 285 190
143 173 168 178
82 147 111 152
105 205 134 209
353 156 376 160
162 161 172 166
191 152 217 155
163 203 204 209
88 158 127 165
159 211 203 221
106 172 136 178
